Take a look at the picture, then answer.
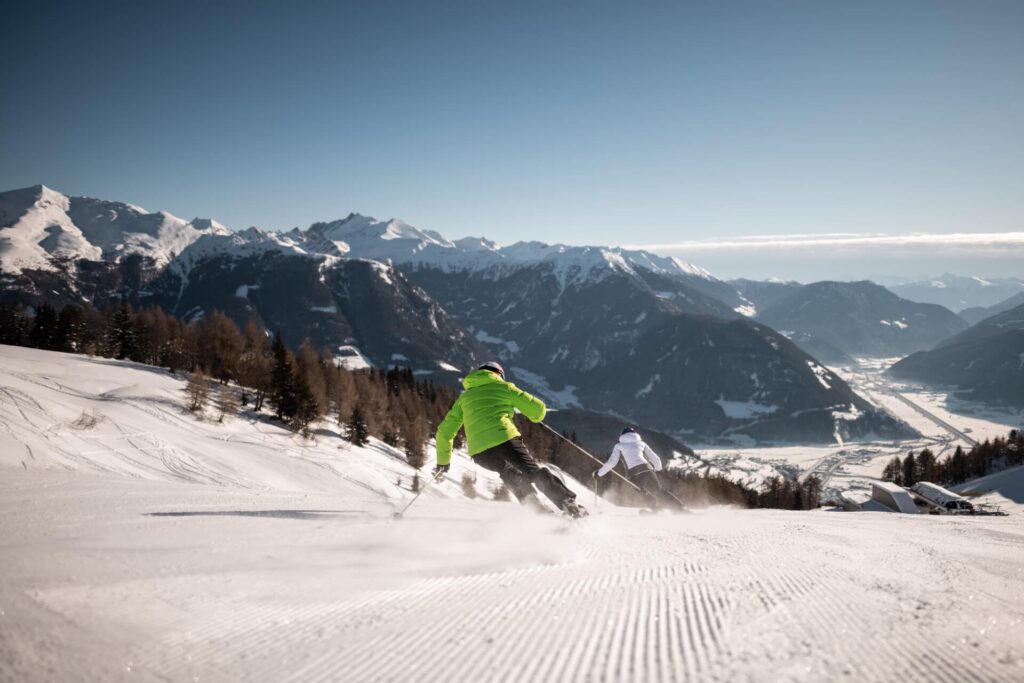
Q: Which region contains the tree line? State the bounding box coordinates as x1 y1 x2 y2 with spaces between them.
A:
1 299 826 510
882 430 1023 488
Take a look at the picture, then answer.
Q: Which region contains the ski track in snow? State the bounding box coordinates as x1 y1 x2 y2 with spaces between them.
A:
41 500 1021 683
2 346 1023 682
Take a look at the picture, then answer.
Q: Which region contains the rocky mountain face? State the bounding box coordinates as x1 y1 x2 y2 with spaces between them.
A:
0 185 916 443
889 303 1024 407
403 265 911 442
150 251 486 376
289 216 913 443
756 281 968 360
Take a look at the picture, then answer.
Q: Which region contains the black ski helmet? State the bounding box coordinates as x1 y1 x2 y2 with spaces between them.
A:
478 361 505 378
621 426 638 435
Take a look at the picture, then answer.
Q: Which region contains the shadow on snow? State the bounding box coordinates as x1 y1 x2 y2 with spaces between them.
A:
144 509 369 520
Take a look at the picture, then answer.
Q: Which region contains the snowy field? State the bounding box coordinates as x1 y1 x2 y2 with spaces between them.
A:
691 358 1023 501
2 346 1024 682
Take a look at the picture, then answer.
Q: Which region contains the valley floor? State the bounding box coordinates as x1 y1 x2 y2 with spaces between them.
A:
691 358 1024 503
2 346 1023 682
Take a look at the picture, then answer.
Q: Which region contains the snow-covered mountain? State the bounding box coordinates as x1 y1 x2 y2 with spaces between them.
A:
888 273 1024 312
0 185 230 273
0 185 914 443
282 212 742 302
0 186 485 376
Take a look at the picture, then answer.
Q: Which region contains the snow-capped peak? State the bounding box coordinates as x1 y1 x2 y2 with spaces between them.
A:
670 257 714 280
189 218 230 233
1 185 719 292
0 185 92 273
0 185 232 274
452 236 501 253
175 227 306 267
310 213 453 248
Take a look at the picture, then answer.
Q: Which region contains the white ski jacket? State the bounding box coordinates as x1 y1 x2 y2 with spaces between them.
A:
597 432 662 477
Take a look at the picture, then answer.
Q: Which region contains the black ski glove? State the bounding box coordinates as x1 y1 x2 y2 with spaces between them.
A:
432 464 450 478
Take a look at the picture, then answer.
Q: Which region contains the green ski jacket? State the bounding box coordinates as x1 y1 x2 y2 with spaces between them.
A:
434 369 547 465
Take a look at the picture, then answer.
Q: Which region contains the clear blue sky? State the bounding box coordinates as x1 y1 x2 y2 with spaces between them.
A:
2 1 1022 279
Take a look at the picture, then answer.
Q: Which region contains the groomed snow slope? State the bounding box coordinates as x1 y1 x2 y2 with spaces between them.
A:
2 347 1023 682
955 465 1024 509
0 345 506 500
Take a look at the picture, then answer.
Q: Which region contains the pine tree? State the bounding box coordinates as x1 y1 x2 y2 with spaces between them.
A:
134 306 170 365
79 305 107 357
291 366 320 436
917 448 938 483
792 485 805 510
345 406 370 446
296 341 328 417
902 452 918 487
802 475 822 509
269 332 297 420
949 445 967 484
108 302 138 360
881 459 895 482
884 456 904 486
29 303 60 350
0 304 31 346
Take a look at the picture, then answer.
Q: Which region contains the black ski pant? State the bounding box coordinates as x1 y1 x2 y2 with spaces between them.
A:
628 465 685 511
474 438 576 511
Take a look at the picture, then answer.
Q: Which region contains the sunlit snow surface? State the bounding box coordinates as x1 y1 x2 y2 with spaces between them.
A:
1 347 1023 682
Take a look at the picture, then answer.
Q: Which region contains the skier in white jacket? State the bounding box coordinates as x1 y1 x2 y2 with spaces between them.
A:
597 427 685 511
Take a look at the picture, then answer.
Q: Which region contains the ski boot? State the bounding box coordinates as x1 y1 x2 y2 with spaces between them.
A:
563 500 589 519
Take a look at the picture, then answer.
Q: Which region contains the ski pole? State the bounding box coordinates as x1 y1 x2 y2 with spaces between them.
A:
540 422 643 493
392 470 445 520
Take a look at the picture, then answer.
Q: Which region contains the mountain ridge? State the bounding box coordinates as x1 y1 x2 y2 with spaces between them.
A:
0 184 918 443
756 280 968 359
889 303 1024 407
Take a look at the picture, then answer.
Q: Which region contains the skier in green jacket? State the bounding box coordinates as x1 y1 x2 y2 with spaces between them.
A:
434 362 587 518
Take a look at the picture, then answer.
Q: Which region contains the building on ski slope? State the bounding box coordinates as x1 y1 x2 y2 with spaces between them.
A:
839 490 894 512
841 482 919 513
910 482 974 515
